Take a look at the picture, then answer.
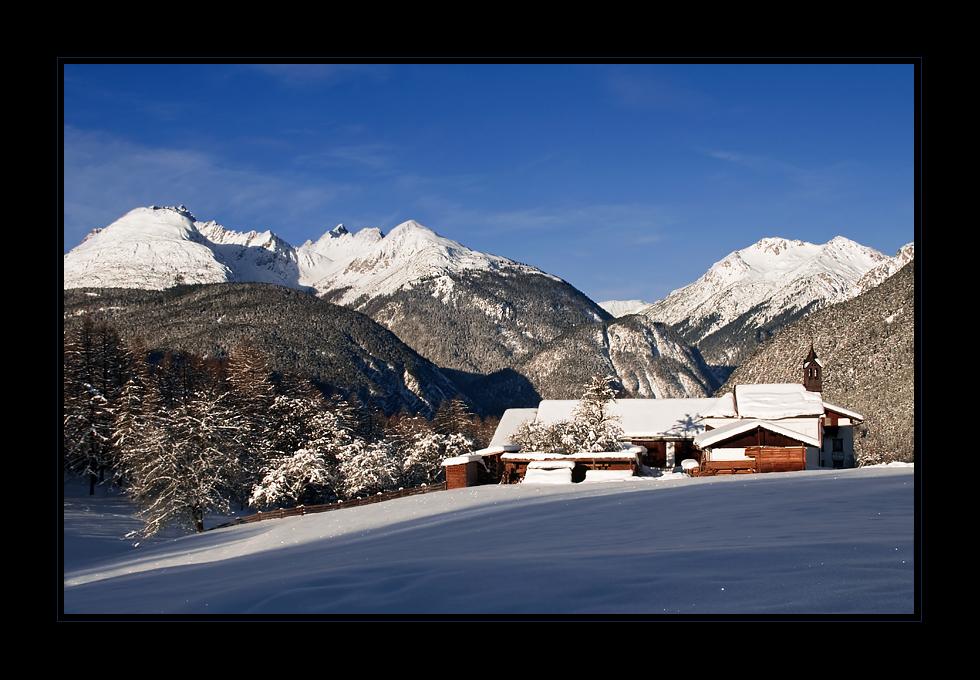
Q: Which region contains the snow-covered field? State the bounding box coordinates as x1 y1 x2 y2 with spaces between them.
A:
62 465 916 617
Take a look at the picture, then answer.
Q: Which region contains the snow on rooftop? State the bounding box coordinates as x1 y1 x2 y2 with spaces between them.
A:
490 408 538 447
534 398 720 439
441 453 492 467
701 392 737 419
733 384 824 420
822 401 865 422
502 450 641 461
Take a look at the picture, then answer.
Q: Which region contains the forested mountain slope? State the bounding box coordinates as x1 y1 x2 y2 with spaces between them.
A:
63 284 463 416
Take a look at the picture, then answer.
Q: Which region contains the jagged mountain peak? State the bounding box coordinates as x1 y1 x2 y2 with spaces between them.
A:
148 204 197 221
301 223 385 261
850 242 914 298
748 236 808 256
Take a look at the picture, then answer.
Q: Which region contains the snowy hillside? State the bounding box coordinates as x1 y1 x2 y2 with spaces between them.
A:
850 243 915 298
501 315 718 403
62 466 916 616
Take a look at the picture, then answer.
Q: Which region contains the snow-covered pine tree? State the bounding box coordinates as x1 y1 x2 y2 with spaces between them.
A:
121 357 245 535
337 438 400 499
570 374 624 452
510 374 624 454
63 318 127 494
400 431 470 487
112 335 158 486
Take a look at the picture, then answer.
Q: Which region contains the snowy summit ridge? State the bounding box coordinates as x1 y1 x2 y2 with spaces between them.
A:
64 207 553 300
639 236 890 332
630 235 898 371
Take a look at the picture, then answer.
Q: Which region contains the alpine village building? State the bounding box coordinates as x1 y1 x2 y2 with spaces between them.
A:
443 347 864 488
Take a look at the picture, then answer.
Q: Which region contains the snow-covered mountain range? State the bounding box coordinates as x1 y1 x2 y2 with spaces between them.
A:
639 236 890 329
64 206 558 298
64 207 610 384
64 206 912 414
625 237 912 375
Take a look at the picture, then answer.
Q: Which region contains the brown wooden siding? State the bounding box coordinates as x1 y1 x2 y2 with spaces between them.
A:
631 440 666 467
629 439 703 467
674 440 701 465
745 446 806 473
714 426 807 449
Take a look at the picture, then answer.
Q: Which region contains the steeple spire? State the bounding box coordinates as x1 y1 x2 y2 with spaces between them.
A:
803 343 823 392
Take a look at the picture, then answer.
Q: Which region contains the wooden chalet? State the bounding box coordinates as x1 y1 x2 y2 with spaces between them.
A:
693 347 864 473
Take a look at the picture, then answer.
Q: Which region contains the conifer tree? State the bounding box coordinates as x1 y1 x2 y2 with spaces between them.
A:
224 338 278 505
63 318 126 494
570 374 624 452
511 374 624 454
112 335 158 487
121 370 245 535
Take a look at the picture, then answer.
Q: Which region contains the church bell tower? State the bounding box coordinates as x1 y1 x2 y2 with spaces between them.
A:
803 344 823 392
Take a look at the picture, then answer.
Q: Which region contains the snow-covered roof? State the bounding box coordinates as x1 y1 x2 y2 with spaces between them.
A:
489 408 538 448
442 453 494 466
694 419 822 449
822 401 865 422
732 384 824 420
527 459 576 469
534 398 720 439
502 450 642 461
700 392 737 418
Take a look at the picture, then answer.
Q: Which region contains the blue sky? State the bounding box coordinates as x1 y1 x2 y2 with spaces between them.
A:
62 62 917 304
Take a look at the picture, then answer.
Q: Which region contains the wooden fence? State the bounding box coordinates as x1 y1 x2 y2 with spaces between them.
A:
207 481 448 531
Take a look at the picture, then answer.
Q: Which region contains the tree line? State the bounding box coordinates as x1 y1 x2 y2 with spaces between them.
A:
63 316 498 537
